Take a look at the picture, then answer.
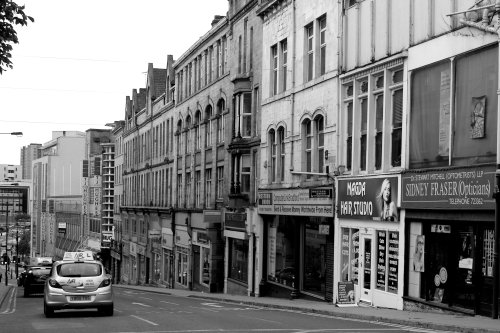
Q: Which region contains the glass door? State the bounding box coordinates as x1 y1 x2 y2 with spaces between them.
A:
359 233 373 304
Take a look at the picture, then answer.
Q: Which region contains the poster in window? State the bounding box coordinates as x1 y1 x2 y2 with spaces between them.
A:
471 96 486 139
387 232 399 293
341 228 350 281
438 68 451 156
351 229 359 284
376 230 386 290
413 235 425 272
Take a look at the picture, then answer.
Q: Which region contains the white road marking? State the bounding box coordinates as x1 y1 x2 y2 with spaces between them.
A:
160 300 179 305
201 302 224 308
132 302 152 307
0 286 16 314
130 314 159 326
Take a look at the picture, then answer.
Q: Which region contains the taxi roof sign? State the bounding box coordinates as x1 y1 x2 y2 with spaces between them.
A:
63 251 94 261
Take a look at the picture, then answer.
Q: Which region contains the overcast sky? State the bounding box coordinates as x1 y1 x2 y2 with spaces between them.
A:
0 0 228 165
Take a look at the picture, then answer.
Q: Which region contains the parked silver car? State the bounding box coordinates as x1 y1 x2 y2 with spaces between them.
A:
43 252 113 317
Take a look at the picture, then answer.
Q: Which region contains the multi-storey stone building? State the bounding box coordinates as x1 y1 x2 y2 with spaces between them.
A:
171 15 231 293
256 0 339 302
224 0 263 297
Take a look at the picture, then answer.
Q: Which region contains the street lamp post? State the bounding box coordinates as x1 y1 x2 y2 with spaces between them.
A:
0 132 23 136
4 201 9 286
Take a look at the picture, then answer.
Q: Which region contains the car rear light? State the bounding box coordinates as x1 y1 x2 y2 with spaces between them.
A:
98 278 111 288
48 279 62 289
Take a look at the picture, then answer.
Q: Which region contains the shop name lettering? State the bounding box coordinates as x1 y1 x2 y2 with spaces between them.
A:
274 205 333 214
340 181 373 216
405 170 491 205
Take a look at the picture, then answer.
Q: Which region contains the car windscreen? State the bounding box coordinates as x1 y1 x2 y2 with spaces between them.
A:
56 263 102 277
30 268 51 276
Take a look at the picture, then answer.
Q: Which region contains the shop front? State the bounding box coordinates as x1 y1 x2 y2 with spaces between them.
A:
402 165 496 316
224 210 249 296
129 241 138 285
174 225 191 289
336 175 403 310
161 227 174 288
149 229 162 285
258 187 334 301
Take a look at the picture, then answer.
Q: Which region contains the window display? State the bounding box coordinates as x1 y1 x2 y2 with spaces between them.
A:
340 228 359 283
267 217 298 288
303 220 327 295
228 238 248 283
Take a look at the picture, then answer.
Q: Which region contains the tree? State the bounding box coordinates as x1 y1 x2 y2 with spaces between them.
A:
0 0 34 74
18 229 30 260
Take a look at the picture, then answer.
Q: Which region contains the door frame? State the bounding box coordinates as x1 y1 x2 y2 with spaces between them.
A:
359 230 374 305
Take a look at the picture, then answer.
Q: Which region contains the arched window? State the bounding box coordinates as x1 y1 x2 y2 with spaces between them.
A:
303 119 312 173
315 115 324 173
205 105 213 147
185 115 192 153
194 110 201 150
176 119 183 154
302 115 325 175
268 129 276 182
216 99 225 143
278 126 285 181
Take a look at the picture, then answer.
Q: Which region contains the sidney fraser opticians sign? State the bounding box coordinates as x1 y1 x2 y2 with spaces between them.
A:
401 165 495 210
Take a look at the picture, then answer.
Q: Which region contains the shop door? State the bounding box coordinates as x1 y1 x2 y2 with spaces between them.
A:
359 233 373 304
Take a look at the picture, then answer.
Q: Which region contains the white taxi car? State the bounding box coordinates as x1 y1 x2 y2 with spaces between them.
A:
43 251 113 317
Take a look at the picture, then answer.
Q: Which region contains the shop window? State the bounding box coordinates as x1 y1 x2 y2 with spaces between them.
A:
228 238 248 283
267 217 298 288
375 230 399 294
340 228 359 283
303 219 327 296
201 247 210 285
482 229 494 277
177 248 189 287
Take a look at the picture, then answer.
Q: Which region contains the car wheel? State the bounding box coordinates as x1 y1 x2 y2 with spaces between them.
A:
43 302 54 318
99 304 113 316
24 287 30 297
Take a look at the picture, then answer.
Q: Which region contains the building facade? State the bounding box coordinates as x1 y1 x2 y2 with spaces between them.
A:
20 143 41 180
0 164 22 182
402 2 499 317
257 0 339 302
224 0 263 297
31 131 85 258
172 15 231 293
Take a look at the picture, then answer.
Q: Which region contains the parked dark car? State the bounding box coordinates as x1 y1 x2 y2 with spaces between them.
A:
24 266 51 297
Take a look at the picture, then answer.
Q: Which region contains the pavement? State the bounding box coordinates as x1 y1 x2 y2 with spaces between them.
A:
1 277 500 332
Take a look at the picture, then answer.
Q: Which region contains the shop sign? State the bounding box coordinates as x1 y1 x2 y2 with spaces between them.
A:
148 229 161 239
130 242 137 256
162 228 173 249
136 244 146 256
58 222 67 233
387 231 399 293
337 281 355 304
338 176 399 221
225 212 246 231
401 165 495 210
257 188 334 217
